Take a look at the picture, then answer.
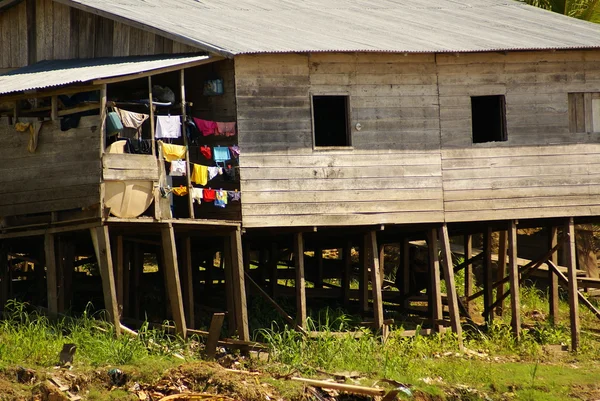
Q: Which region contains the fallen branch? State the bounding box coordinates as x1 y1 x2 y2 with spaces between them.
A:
291 377 386 397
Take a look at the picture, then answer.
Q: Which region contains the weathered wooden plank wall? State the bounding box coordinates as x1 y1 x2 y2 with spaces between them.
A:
0 116 102 217
0 0 199 69
235 53 444 228
438 51 600 222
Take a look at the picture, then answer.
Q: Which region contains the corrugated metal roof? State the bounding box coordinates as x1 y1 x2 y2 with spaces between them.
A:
57 0 600 56
0 54 209 95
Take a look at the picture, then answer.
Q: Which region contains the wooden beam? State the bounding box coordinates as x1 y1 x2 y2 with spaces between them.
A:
205 313 225 360
483 228 494 324
294 232 307 328
359 238 369 313
463 234 473 315
366 231 384 331
160 224 187 338
229 228 249 341
378 244 385 282
0 85 100 103
547 261 600 320
439 224 463 350
565 217 580 351
428 228 443 333
50 96 58 121
148 77 156 156
508 220 520 339
57 102 100 117
89 226 120 334
548 226 559 324
496 230 508 316
92 57 224 85
180 69 195 219
180 236 194 329
44 233 58 315
342 240 352 306
99 85 107 157
112 235 124 310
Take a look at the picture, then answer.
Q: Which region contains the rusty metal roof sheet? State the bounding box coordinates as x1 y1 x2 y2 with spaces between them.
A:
56 0 600 57
0 54 209 95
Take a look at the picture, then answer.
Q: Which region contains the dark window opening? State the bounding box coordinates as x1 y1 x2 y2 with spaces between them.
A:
312 95 350 147
471 95 507 144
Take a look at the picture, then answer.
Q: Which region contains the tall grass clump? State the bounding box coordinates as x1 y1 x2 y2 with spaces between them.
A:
0 301 188 368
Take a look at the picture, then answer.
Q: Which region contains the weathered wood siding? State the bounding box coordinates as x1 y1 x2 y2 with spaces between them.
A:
0 0 199 69
438 51 600 222
0 116 102 217
235 53 444 228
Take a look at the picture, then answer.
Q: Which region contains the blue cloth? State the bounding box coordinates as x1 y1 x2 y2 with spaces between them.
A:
213 146 231 163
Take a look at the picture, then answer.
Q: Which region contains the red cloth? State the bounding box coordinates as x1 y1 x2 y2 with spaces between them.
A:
216 122 236 137
200 145 212 160
193 117 217 136
203 188 216 201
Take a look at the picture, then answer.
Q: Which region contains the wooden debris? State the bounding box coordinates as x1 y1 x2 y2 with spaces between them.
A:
291 377 386 396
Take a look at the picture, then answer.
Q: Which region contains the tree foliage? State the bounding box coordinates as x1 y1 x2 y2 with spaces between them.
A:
520 0 600 22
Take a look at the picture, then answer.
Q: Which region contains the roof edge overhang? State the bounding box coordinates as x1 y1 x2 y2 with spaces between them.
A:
52 0 235 59
0 0 24 12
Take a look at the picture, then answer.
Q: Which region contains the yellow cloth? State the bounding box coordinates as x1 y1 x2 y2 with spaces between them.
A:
172 186 188 196
159 141 187 162
15 122 42 153
191 164 208 186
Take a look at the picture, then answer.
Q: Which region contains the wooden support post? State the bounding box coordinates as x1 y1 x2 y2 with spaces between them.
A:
99 84 107 156
160 224 187 338
180 69 195 219
229 228 250 341
565 217 580 351
548 226 559 324
439 225 463 350
50 95 58 121
402 238 411 305
111 235 124 311
0 244 7 309
359 239 369 314
294 232 307 328
223 238 236 334
342 240 352 306
148 77 156 156
89 227 121 335
269 242 279 297
44 233 58 315
483 228 494 324
180 236 195 329
508 220 521 339
379 244 385 283
315 246 324 289
205 313 225 360
366 231 384 332
464 234 473 314
428 229 443 333
496 231 507 316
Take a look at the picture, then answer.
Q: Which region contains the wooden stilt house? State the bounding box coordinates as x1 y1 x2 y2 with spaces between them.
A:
1 0 600 348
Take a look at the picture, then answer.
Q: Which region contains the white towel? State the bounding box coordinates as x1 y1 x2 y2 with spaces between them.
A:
155 115 181 139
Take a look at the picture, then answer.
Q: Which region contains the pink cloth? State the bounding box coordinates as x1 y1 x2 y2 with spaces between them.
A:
193 118 217 136
216 122 236 137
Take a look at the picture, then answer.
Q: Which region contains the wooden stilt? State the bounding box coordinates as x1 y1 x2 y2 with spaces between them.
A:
315 246 324 289
229 228 249 341
89 226 121 334
496 231 508 316
180 237 195 329
508 220 521 339
0 244 7 309
548 226 559 324
483 228 494 324
160 224 187 338
223 237 237 334
132 243 143 320
439 224 463 349
205 313 225 359
342 240 352 306
269 242 279 297
428 229 443 332
294 232 307 328
359 239 369 314
366 231 384 331
565 217 580 351
463 234 473 314
112 235 124 311
44 233 58 315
